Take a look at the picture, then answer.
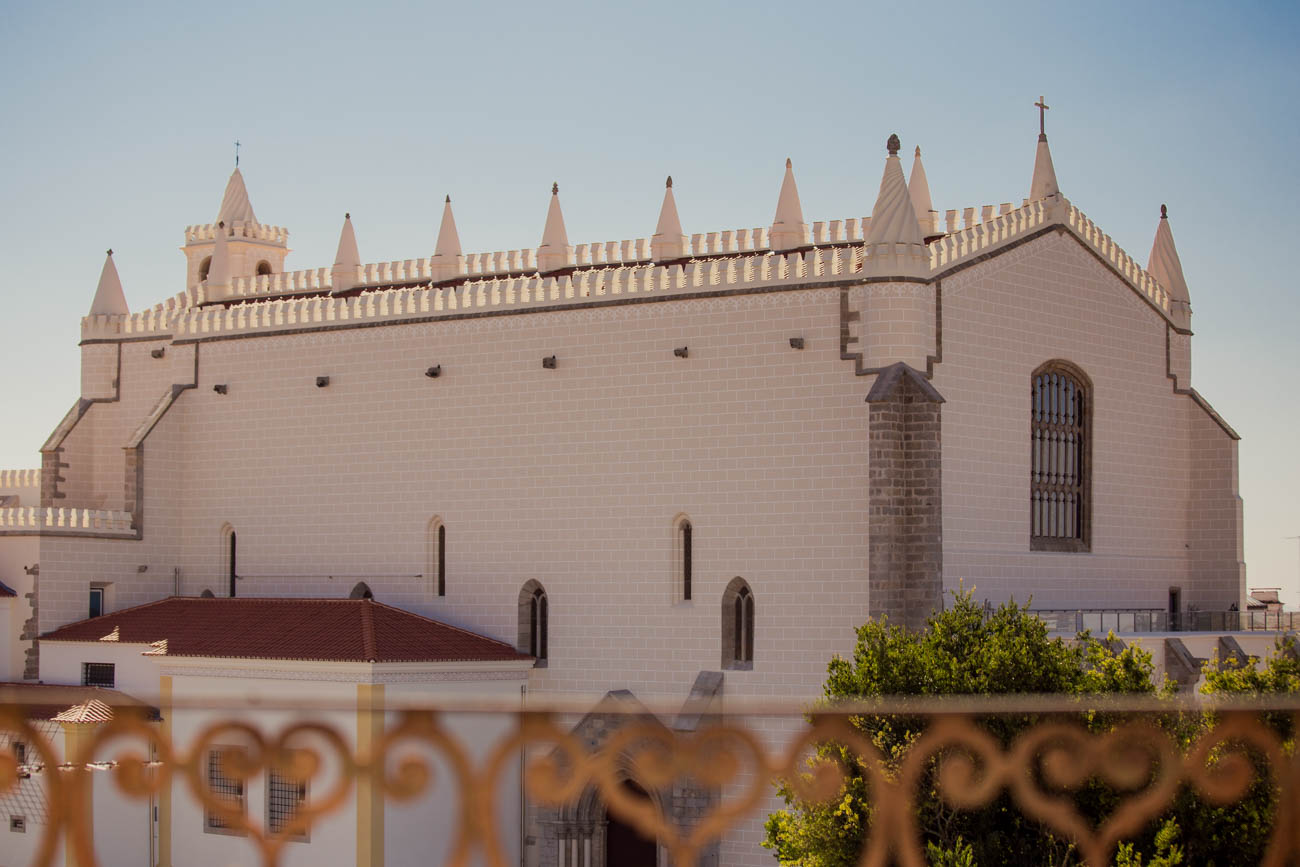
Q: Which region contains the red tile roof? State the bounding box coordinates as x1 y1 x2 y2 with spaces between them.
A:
0 683 159 723
40 597 531 664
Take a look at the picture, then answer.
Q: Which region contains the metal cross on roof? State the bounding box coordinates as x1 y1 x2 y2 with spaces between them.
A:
1034 96 1050 137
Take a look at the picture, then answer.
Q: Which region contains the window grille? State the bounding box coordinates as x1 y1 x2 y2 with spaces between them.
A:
267 768 308 839
205 748 245 832
1030 364 1090 551
81 663 115 688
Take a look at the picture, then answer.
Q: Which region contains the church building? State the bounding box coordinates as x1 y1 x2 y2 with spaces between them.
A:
0 108 1247 866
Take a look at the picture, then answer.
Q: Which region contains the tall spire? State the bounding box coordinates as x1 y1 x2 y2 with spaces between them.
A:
908 146 940 239
1028 95 1060 201
769 158 808 252
430 196 465 282
862 134 928 278
537 182 573 272
1148 204 1191 328
651 175 688 261
332 213 361 292
216 167 257 225
88 249 129 316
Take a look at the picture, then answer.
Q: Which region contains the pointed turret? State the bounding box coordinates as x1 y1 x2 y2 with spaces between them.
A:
1029 96 1060 202
863 135 928 279
430 195 466 282
332 213 361 292
908 146 941 240
88 249 129 316
651 176 688 261
204 222 233 302
537 183 574 272
1148 204 1192 328
216 167 258 225
769 159 808 252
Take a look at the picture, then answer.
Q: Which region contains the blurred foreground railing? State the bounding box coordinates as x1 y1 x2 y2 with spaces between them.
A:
3 694 1300 867
1031 608 1300 634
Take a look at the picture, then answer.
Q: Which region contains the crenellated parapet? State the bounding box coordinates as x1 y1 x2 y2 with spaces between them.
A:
184 220 289 245
80 288 203 341
0 469 40 492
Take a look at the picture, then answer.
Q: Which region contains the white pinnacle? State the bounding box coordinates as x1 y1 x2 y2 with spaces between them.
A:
769 159 808 252
537 183 574 272
433 196 463 260
1147 205 1191 324
651 176 688 261
1029 136 1060 201
88 249 129 316
908 146 938 238
332 213 361 292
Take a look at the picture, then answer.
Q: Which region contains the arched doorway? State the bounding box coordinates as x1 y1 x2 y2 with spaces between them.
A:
605 780 656 867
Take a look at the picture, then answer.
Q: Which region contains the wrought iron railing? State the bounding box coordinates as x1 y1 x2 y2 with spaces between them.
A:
1031 608 1300 634
2 694 1299 867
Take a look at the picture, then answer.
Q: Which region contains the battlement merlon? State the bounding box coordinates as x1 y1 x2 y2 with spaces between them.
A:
79 196 1179 344
184 220 289 246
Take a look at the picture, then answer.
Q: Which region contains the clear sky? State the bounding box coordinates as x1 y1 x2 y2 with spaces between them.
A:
2 0 1297 601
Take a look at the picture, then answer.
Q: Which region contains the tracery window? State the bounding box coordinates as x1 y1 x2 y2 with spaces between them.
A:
1030 361 1091 551
518 580 548 666
721 578 754 670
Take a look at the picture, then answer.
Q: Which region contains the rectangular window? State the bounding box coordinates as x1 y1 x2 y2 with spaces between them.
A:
10 815 25 833
267 767 308 840
11 742 26 765
81 662 115 688
205 748 246 834
89 587 104 619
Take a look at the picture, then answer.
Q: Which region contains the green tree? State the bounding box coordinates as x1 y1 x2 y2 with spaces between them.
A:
762 591 1157 867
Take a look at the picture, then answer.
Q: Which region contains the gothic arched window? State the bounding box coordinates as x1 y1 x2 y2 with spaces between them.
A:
256 260 272 276
721 578 754 670
428 517 446 597
518 580 548 666
1030 361 1091 552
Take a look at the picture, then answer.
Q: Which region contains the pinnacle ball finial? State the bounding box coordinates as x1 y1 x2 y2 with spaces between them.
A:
1160 203 1168 219
106 248 113 256
552 182 559 195
345 212 351 220
445 194 451 203
785 157 792 169
887 134 900 156
914 145 921 157
666 175 673 188
217 221 225 229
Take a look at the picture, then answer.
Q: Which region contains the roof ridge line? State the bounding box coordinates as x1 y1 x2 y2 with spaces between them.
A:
367 598 519 648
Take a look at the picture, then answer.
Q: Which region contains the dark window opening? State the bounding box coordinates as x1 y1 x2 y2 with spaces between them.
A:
437 523 446 597
256 260 272 276
229 531 237 598
199 256 212 282
682 521 692 601
82 662 115 688
89 587 104 619
722 578 755 670
530 588 548 660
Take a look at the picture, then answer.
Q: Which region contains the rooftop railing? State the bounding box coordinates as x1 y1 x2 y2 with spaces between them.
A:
1031 608 1300 635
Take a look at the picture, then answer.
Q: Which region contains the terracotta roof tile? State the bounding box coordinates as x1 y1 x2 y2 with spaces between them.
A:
0 683 159 723
39 597 531 664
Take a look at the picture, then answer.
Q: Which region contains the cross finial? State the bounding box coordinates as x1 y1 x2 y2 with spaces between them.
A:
1034 96 1050 139
235 140 240 168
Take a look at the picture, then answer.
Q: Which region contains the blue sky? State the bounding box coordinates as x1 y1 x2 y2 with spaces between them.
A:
2 0 1297 599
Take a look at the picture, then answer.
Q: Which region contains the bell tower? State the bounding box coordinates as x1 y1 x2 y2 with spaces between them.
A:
182 161 290 291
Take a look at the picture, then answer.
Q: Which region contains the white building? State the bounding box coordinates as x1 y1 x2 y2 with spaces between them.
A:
0 114 1248 866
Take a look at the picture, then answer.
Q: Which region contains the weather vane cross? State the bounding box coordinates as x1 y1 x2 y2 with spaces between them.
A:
235 140 241 168
1034 96 1049 137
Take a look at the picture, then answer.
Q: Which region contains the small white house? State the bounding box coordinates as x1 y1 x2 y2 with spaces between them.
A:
34 596 534 866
